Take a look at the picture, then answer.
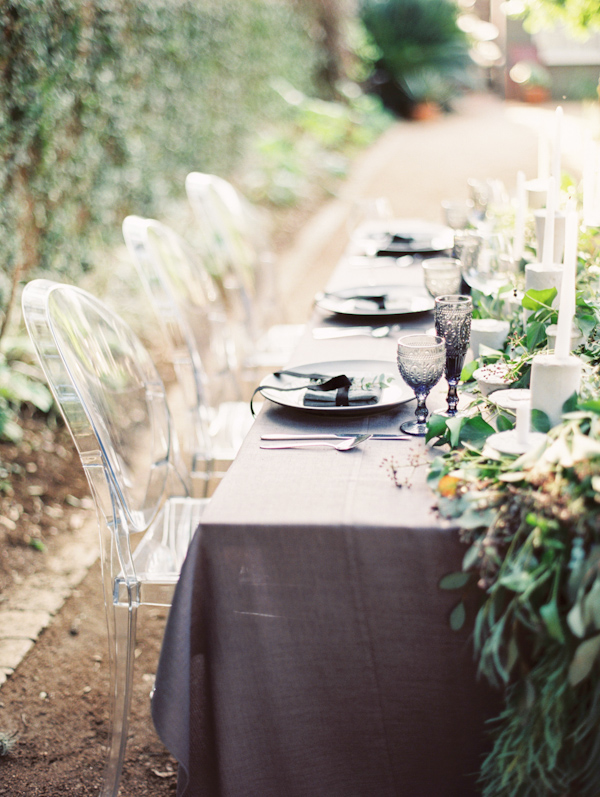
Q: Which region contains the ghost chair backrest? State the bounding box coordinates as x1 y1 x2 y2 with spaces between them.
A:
21 278 207 797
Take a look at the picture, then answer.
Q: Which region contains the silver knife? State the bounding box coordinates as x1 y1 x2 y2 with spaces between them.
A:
261 433 410 441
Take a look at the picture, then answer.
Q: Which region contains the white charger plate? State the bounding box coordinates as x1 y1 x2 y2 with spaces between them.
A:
316 285 434 318
352 219 454 255
259 359 413 416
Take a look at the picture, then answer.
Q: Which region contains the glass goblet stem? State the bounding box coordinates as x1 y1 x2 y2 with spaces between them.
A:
445 378 460 416
414 388 431 426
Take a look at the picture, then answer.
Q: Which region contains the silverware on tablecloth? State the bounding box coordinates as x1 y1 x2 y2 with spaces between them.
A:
261 433 410 441
260 434 372 451
348 255 414 269
312 325 391 340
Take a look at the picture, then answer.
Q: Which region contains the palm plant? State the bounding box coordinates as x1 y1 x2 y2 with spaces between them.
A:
360 0 474 117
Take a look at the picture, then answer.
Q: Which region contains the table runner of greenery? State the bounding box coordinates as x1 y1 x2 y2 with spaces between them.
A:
427 227 600 796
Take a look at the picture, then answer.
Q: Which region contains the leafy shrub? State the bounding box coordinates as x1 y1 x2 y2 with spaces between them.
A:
0 0 322 318
359 0 474 115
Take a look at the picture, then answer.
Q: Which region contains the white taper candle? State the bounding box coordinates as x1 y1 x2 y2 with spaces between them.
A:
552 106 563 206
514 170 526 262
541 176 555 269
554 209 578 360
538 132 550 181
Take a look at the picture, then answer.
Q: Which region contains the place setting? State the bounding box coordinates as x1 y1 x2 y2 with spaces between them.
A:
314 284 434 317
349 217 454 258
252 358 413 418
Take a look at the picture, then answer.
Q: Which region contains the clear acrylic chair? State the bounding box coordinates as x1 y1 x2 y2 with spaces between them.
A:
185 171 304 370
21 279 209 797
122 215 255 493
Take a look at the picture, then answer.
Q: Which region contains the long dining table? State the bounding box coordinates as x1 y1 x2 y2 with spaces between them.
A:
151 237 500 797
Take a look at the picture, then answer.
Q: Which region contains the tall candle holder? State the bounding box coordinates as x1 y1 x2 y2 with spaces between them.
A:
534 210 566 264
530 209 582 427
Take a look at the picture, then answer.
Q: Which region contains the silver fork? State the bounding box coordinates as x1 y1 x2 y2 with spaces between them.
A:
260 434 372 451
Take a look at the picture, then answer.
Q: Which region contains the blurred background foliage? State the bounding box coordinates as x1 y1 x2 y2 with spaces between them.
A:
0 0 321 291
514 0 600 36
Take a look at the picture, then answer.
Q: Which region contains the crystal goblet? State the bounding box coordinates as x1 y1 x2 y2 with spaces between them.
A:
434 295 473 417
422 257 463 299
441 199 474 230
458 231 516 296
396 334 446 436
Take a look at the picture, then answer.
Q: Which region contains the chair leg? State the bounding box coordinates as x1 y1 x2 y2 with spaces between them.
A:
100 597 138 797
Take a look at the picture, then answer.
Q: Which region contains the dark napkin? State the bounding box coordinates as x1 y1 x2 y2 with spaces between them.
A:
303 382 382 407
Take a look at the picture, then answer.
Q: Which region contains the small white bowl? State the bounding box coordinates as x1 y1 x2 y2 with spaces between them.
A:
473 363 513 396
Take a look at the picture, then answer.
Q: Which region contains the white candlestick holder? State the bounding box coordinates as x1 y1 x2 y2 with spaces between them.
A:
546 323 585 351
530 353 582 428
469 318 510 358
526 178 548 210
524 262 562 322
534 209 566 264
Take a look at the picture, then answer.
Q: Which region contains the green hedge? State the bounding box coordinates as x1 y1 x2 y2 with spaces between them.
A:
0 0 321 297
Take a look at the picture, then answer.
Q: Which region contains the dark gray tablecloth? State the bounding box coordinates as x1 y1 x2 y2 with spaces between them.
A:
152 254 500 796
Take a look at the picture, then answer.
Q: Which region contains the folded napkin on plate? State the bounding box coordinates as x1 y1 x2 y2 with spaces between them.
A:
376 233 436 256
337 293 388 310
303 380 382 407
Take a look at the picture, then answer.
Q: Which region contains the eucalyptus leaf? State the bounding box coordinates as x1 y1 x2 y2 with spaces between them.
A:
497 471 526 483
562 392 579 415
527 320 547 351
569 635 600 687
567 601 586 638
576 313 597 339
522 287 557 311
426 413 448 442
462 541 481 571
458 416 495 448
540 599 565 643
578 400 600 415
439 571 471 590
499 570 532 593
446 415 464 448
531 408 551 433
457 505 497 530
426 456 446 484
496 413 514 432
506 635 519 675
460 359 479 382
583 578 600 631
450 600 466 631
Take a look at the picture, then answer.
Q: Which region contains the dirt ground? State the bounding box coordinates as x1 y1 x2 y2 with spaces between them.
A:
0 413 177 796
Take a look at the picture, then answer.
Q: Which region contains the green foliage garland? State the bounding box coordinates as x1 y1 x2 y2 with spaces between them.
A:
430 409 600 796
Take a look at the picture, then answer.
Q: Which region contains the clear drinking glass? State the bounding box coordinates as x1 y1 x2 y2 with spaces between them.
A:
422 257 463 298
457 230 515 296
396 334 446 436
347 197 394 256
434 295 473 417
441 199 474 230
